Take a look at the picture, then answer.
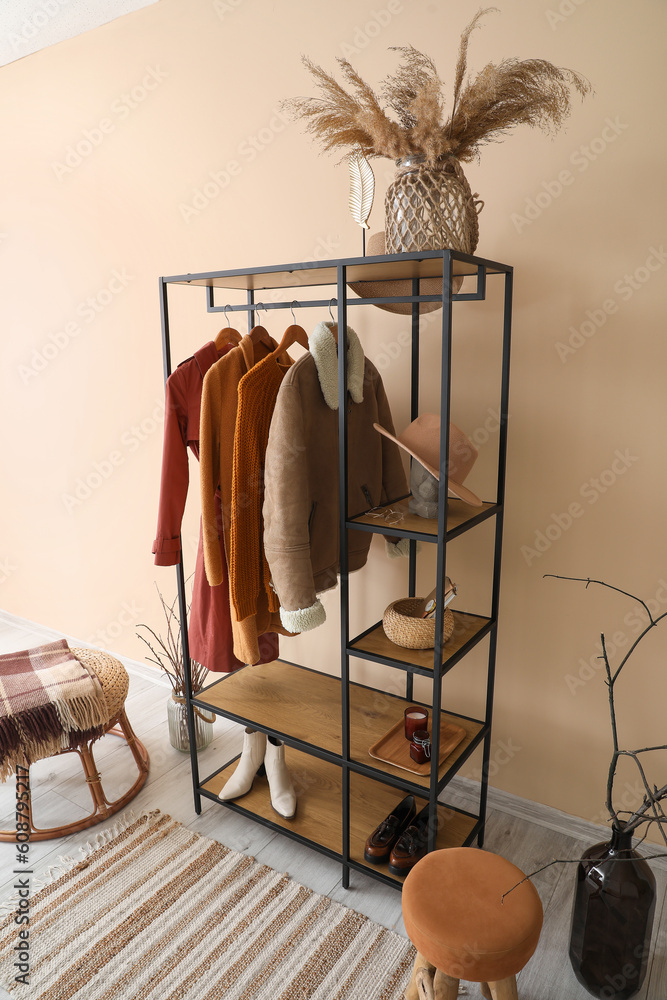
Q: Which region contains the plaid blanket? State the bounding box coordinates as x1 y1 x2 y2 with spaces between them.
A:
0 639 108 780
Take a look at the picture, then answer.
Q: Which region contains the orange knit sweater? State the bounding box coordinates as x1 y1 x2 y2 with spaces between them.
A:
229 354 292 622
199 335 293 665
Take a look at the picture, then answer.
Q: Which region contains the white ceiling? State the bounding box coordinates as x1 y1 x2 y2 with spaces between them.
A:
0 0 159 67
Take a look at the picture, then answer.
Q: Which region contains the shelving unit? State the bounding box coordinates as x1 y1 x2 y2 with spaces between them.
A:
158 247 512 891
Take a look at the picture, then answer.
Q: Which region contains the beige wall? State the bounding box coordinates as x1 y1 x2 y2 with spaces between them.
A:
2 0 666 837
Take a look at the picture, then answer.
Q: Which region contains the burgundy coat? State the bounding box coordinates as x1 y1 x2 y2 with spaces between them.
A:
152 340 278 671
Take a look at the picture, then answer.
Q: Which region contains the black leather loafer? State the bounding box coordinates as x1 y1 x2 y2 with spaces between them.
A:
364 794 416 864
388 804 437 875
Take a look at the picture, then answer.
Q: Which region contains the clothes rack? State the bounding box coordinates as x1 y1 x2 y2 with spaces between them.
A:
158 248 513 889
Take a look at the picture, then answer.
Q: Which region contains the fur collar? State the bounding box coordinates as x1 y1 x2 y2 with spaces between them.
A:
309 321 365 410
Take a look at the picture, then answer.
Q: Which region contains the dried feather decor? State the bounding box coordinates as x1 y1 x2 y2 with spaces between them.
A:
284 7 591 168
348 148 375 228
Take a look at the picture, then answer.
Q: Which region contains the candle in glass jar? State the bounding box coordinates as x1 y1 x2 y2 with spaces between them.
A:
404 706 429 740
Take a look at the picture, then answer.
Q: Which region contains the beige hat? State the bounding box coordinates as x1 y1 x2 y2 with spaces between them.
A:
374 414 482 507
348 231 463 315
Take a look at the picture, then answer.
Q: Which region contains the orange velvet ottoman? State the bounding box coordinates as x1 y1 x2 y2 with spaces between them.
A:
402 848 543 1000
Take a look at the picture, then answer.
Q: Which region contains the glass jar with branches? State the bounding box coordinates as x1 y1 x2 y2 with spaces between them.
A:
137 587 215 753
527 575 667 1000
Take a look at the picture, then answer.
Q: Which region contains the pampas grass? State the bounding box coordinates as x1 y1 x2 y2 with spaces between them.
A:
284 7 591 166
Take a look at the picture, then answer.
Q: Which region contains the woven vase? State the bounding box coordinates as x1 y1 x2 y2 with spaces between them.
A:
384 154 482 260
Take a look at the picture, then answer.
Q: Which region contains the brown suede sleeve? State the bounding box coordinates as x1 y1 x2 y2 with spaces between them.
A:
263 381 318 614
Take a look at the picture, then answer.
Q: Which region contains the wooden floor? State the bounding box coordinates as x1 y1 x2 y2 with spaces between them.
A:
0 609 665 999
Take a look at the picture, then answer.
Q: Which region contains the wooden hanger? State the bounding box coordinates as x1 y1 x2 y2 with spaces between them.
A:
249 302 274 349
267 302 308 360
214 306 242 348
215 326 242 347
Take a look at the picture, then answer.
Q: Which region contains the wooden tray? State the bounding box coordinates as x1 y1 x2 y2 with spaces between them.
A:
368 717 466 776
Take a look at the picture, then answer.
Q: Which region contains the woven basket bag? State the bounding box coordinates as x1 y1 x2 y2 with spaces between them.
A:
383 597 455 650
385 155 483 259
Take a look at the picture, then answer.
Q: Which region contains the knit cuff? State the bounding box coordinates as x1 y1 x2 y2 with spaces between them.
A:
279 599 326 634
385 536 411 559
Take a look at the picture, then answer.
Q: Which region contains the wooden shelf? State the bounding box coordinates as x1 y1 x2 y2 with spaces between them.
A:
199 662 340 755
164 250 509 291
349 684 483 789
348 610 492 672
202 747 478 881
349 497 497 538
203 748 342 855
198 660 483 789
349 775 479 883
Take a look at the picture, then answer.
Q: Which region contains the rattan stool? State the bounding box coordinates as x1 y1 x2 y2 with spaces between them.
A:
402 848 543 1000
0 648 149 842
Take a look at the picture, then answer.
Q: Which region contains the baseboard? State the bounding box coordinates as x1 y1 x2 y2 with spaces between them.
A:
446 776 667 871
0 607 167 687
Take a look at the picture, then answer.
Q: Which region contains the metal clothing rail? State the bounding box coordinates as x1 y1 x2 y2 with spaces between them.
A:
158 248 513 891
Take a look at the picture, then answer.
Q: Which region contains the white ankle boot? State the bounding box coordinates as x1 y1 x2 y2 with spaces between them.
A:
219 729 266 801
264 737 297 819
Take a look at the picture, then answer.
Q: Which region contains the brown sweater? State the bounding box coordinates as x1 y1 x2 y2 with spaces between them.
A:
230 353 292 622
199 336 291 665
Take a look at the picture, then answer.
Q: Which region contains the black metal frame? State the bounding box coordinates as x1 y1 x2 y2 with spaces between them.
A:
158 247 513 890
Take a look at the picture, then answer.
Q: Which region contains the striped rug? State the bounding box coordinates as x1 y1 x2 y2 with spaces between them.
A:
0 810 414 999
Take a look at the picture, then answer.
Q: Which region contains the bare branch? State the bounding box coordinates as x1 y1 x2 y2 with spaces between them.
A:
548 572 667 845
501 851 667 903
600 632 620 823
618 751 667 845
543 574 655 621
137 578 208 698
611 611 667 683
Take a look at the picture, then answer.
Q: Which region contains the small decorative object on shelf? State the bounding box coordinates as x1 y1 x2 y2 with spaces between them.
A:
409 730 431 765
284 8 590 257
374 415 482 510
409 461 440 518
404 705 430 740
348 147 375 232
417 579 457 620
369 715 465 776
382 597 455 650
137 587 214 753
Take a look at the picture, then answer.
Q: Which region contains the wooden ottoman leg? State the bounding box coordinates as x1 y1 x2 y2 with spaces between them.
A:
410 967 460 1000
79 742 111 818
405 952 436 1000
416 967 435 1000
487 977 518 1000
113 708 150 775
481 984 493 1000
433 969 460 999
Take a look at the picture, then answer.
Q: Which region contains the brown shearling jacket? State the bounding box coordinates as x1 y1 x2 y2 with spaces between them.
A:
263 322 408 633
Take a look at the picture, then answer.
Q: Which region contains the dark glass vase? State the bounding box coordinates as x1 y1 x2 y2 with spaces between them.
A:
569 825 656 999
